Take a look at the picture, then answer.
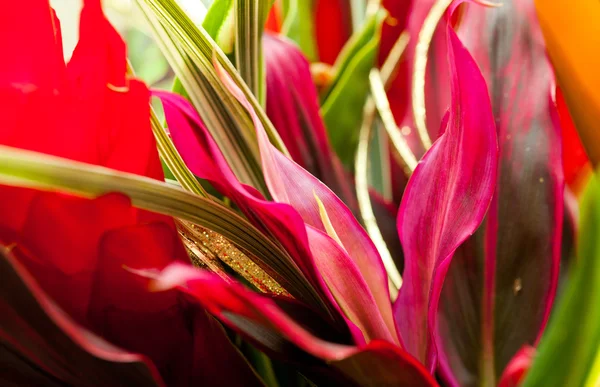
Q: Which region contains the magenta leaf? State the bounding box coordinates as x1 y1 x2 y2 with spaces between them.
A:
264 33 356 210
139 263 438 386
156 60 400 346
383 0 453 157
437 2 564 385
154 90 344 327
306 225 397 343
394 27 498 369
214 59 398 346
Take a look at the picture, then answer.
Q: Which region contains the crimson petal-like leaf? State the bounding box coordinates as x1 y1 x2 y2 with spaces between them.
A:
314 0 352 65
394 27 498 369
139 263 437 387
157 67 397 345
437 2 564 385
0 248 164 386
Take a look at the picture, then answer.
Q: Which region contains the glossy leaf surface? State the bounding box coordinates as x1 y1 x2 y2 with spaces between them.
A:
394 27 498 369
437 2 564 385
264 33 355 208
216 59 397 344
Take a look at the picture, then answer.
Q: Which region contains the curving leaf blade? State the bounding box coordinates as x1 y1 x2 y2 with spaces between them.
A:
0 248 164 386
394 26 498 369
437 2 564 385
320 10 386 167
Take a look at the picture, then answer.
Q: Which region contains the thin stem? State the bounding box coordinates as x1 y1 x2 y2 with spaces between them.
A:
369 69 418 175
356 101 403 293
412 0 453 150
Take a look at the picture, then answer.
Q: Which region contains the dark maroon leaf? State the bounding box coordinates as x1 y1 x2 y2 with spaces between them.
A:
0 247 164 386
437 2 564 385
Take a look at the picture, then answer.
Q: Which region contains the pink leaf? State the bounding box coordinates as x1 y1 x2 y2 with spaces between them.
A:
264 34 356 209
154 90 361 342
394 27 498 369
155 60 400 345
306 226 397 343
214 59 399 346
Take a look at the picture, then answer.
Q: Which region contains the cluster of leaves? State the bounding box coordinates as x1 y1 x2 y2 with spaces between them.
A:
1 0 600 386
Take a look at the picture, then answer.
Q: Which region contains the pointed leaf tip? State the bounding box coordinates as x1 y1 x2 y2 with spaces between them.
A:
394 26 498 369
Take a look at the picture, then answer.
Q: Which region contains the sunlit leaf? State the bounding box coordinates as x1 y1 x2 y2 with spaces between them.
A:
135 0 289 195
234 0 274 104
203 0 236 52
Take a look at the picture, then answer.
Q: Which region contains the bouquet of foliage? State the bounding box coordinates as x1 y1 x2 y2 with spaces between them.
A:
1 0 599 386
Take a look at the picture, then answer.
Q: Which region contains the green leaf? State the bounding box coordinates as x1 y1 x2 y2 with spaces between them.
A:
203 0 235 53
0 145 319 307
355 98 402 291
234 0 274 104
126 28 171 86
320 10 386 167
280 0 318 61
150 108 208 197
523 174 600 387
136 0 289 196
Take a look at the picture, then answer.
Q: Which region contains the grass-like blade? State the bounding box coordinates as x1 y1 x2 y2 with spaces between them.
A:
0 145 322 309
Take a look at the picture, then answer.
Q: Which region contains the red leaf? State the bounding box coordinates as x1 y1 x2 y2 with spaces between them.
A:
314 0 352 64
383 0 452 156
556 86 590 189
498 346 535 387
216 58 398 345
138 263 438 386
0 248 165 386
156 90 355 338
